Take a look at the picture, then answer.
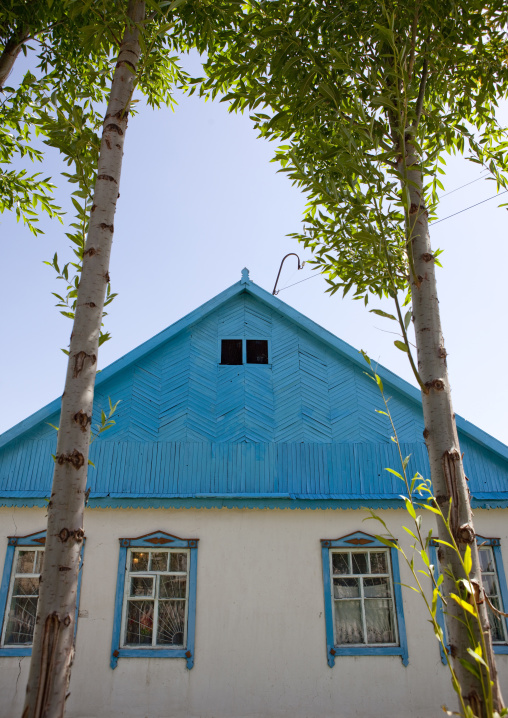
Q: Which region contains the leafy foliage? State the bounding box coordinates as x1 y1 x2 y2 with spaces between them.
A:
201 0 508 304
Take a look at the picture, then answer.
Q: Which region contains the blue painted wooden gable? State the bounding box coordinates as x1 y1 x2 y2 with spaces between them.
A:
1 270 507 509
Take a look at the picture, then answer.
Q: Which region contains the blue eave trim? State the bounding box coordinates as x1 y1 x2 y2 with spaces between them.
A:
110 531 198 670
0 531 85 656
320 531 408 667
2 276 508 462
2 495 507 511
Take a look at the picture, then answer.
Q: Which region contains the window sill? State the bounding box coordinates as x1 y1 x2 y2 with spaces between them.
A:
111 647 193 669
328 645 408 667
0 646 32 657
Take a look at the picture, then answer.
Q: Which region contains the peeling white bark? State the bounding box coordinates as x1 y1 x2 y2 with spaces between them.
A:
403 142 503 716
22 3 145 717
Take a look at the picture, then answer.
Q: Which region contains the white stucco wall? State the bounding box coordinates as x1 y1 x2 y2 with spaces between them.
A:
0 506 506 718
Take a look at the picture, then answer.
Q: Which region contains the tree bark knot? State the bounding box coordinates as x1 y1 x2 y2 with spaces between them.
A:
116 59 136 71
72 410 91 433
72 351 97 378
409 203 420 214
56 450 85 470
457 523 475 544
105 123 124 136
58 527 85 543
84 247 98 257
97 174 118 183
99 223 114 232
425 378 445 391
438 346 447 360
421 253 434 262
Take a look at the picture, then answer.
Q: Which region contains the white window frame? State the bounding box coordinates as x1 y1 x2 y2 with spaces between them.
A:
1 546 44 647
120 547 190 649
329 547 399 648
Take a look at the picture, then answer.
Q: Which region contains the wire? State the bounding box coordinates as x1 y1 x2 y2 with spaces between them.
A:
431 190 508 225
278 273 320 292
277 189 507 291
440 171 489 198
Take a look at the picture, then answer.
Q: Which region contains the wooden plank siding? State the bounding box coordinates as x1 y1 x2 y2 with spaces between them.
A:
1 278 507 507
0 439 507 506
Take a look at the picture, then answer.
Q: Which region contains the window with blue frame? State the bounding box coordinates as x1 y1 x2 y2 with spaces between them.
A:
321 532 408 666
0 531 84 656
111 531 198 670
431 536 508 663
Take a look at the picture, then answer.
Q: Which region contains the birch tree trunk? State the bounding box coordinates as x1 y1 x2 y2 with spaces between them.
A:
0 25 30 89
22 3 145 716
403 142 504 717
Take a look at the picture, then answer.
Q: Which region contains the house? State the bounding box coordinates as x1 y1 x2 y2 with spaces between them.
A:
0 269 507 718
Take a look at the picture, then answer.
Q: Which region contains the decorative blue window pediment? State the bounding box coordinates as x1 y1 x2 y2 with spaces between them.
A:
0 531 84 656
321 531 408 667
111 530 198 670
431 535 508 664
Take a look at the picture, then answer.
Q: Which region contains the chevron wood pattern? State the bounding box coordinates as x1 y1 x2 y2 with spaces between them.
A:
0 292 447 451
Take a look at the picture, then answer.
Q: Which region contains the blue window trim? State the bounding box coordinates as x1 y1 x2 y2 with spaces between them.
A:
321 531 408 667
430 536 508 664
0 530 85 656
110 530 198 670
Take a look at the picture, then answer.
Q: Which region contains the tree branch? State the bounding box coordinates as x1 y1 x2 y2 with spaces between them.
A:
415 57 428 128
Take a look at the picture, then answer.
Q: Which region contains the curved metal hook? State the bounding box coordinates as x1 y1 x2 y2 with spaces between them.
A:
272 254 305 295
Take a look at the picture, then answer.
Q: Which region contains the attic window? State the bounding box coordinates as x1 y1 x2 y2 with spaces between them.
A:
246 340 268 364
220 339 269 365
221 340 243 365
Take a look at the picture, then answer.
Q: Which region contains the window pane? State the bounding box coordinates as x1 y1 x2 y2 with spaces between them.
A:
482 574 498 597
478 548 495 573
125 600 154 644
130 552 149 571
334 578 360 599
487 597 506 642
335 600 363 644
246 340 268 364
13 577 39 597
221 339 243 365
5 597 38 644
332 553 350 575
370 552 388 574
130 576 154 597
157 601 186 646
35 551 44 574
363 577 390 598
160 575 187 599
351 553 368 574
365 599 395 643
16 551 36 574
150 553 168 572
169 553 188 572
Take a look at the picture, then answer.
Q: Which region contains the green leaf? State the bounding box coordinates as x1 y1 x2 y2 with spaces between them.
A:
370 309 397 321
394 340 409 353
450 593 477 616
464 544 472 576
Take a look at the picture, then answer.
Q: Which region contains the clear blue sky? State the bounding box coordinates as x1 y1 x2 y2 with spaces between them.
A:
1 51 507 447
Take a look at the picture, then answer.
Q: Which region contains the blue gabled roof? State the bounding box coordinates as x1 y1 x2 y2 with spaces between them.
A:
1 269 507 509
1 269 507 461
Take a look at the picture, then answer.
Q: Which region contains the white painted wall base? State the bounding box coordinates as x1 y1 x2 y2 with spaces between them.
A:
0 506 506 718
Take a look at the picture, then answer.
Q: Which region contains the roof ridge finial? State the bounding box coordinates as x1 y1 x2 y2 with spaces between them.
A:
241 267 250 284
